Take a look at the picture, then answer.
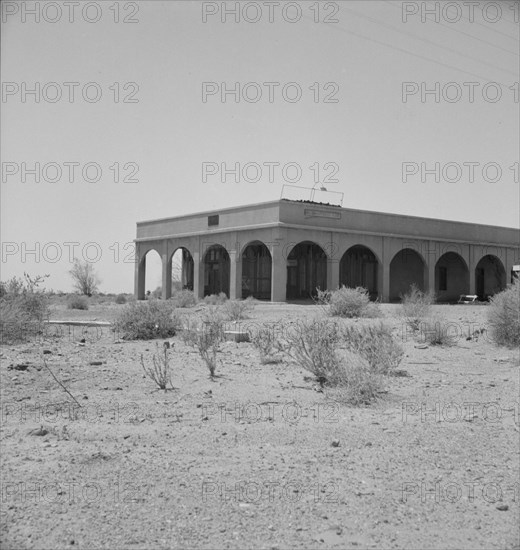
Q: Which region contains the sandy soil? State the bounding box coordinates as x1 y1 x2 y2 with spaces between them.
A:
1 302 518 550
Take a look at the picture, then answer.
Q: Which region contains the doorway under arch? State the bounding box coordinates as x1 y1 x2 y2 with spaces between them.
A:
203 245 230 297
286 242 327 300
242 242 272 300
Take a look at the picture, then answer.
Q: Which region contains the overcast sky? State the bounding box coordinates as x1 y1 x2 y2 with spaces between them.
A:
1 0 519 292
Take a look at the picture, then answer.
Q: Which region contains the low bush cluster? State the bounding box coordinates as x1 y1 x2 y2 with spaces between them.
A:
203 292 228 305
170 289 197 308
274 317 404 405
327 286 380 318
67 295 89 310
115 293 127 304
342 322 404 375
114 299 179 340
487 278 520 347
0 274 49 343
401 284 435 331
223 297 255 321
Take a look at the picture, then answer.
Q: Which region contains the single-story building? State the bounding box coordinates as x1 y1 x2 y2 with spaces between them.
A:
134 200 520 303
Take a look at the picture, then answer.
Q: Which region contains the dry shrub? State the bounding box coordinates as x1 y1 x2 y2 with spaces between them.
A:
170 289 197 308
325 351 382 406
115 293 127 304
281 319 341 384
140 345 173 390
328 286 380 318
0 274 49 343
183 308 224 378
401 284 434 331
67 295 89 310
419 315 455 346
223 297 255 321
487 278 520 347
251 325 283 364
279 318 381 405
114 299 179 340
203 292 228 305
342 322 404 375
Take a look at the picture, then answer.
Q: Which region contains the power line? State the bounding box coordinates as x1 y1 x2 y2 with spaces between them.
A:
341 5 518 77
385 0 519 56
398 0 520 42
301 13 512 86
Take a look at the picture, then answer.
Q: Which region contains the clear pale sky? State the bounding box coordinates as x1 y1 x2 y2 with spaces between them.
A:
1 0 519 292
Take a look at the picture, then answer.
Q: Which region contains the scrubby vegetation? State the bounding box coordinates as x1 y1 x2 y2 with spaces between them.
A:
251 325 283 364
0 273 50 343
183 308 224 378
169 289 197 308
278 318 385 405
115 293 127 304
419 315 455 346
487 278 520 347
324 351 382 406
203 292 228 305
223 297 255 321
321 286 380 318
140 344 174 390
114 299 179 340
0 273 49 343
67 295 89 310
401 284 434 331
342 322 404 375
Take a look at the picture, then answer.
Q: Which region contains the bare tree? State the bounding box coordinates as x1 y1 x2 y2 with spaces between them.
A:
69 259 100 296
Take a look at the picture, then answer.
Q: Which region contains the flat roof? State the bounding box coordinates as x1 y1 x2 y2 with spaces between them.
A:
137 199 519 233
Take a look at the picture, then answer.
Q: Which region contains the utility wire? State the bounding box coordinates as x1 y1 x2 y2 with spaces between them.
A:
384 0 519 56
396 0 520 41
300 12 512 86
341 5 518 77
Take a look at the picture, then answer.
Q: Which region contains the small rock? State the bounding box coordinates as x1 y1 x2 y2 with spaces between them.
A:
80 338 86 343
414 344 429 349
28 426 49 437
8 364 29 371
43 350 52 355
331 439 340 447
89 361 103 366
496 504 509 511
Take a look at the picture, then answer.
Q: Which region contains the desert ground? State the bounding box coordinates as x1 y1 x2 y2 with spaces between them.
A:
1 299 518 550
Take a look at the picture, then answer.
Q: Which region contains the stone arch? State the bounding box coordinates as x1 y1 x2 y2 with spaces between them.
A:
475 255 506 300
286 241 327 300
241 241 272 300
139 248 162 298
339 245 379 300
171 247 194 292
435 252 469 302
389 248 427 302
203 245 230 297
